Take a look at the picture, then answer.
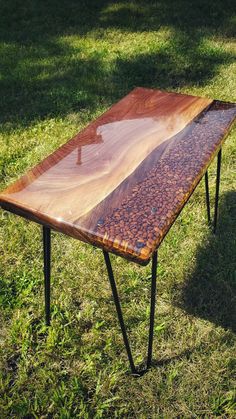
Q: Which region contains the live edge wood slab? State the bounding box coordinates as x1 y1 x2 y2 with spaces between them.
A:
0 87 236 265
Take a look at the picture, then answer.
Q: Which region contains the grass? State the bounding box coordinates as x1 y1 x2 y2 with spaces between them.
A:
0 0 236 417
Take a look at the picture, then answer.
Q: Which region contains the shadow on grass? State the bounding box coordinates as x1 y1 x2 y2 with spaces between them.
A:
0 0 235 128
174 190 236 332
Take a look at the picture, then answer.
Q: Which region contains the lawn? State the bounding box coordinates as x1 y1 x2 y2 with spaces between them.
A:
0 0 236 417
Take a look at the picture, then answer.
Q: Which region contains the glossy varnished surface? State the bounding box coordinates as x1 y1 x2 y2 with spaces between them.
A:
0 88 235 264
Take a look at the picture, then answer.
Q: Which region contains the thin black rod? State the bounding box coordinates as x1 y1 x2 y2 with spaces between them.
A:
213 148 222 234
147 251 157 369
204 170 211 224
43 226 51 326
103 250 136 374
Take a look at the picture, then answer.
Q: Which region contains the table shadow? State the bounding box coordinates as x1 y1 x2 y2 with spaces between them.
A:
173 190 236 332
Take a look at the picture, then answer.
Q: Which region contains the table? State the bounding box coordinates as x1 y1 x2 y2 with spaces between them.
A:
0 87 235 375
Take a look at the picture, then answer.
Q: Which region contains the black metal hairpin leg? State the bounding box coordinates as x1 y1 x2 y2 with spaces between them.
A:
204 171 211 224
147 250 157 369
43 226 51 326
204 148 222 233
213 148 222 234
103 250 157 375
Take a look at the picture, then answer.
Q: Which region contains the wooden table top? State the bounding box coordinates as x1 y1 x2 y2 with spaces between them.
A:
0 87 236 265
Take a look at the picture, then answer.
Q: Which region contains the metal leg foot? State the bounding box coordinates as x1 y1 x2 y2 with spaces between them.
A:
213 148 222 234
103 250 158 374
43 226 51 326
